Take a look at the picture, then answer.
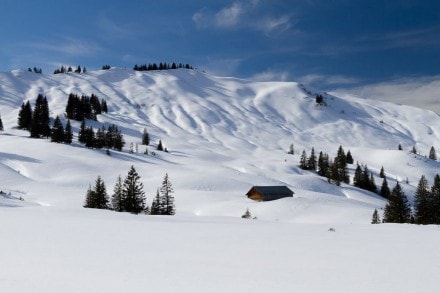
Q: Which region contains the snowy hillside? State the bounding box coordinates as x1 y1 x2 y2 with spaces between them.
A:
1 68 440 292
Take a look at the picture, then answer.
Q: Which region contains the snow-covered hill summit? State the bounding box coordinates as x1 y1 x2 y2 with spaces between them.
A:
1 68 439 223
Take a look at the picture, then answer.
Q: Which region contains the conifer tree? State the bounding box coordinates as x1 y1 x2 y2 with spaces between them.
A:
398 144 403 150
121 166 146 214
111 175 124 212
64 119 73 144
299 150 308 170
142 128 150 145
317 152 329 177
78 120 87 144
18 101 32 130
411 146 417 154
380 177 391 199
150 189 162 215
346 150 354 164
307 147 317 170
383 182 411 223
429 146 437 161
431 174 440 224
414 175 431 224
83 176 109 209
30 94 50 138
379 166 385 178
160 173 175 215
157 139 164 151
85 127 95 148
371 209 380 224
242 208 252 219
50 116 65 143
0 115 3 132
287 143 294 155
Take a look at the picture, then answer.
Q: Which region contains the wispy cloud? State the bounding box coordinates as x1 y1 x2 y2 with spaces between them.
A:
250 70 290 82
193 1 292 35
334 76 440 113
299 73 359 86
25 37 102 57
96 14 139 40
200 57 243 77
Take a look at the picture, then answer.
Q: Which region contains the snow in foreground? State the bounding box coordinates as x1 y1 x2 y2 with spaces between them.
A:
1 206 439 293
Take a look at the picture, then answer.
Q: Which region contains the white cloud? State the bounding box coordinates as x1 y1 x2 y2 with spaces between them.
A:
215 2 244 28
334 76 440 114
299 74 359 86
258 16 292 35
200 58 243 77
192 1 292 34
26 37 102 57
250 70 290 82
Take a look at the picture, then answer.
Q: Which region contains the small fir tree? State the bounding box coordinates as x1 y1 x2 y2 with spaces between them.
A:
157 140 164 151
160 173 175 215
83 176 109 209
50 116 65 143
121 166 146 214
142 128 150 145
371 209 380 224
380 177 391 199
346 150 354 164
242 208 252 219
64 119 73 144
150 189 162 215
299 150 308 170
379 166 385 178
429 146 437 161
0 115 3 132
383 182 411 223
287 143 294 155
111 175 124 212
414 175 431 224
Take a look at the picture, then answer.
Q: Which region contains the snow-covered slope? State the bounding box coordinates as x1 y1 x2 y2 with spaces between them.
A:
1 68 440 292
1 68 439 221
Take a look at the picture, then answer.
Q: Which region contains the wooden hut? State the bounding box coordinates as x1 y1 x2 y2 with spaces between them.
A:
246 186 294 202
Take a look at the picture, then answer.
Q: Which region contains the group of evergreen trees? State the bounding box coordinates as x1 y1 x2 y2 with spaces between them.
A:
54 65 87 74
353 164 377 193
50 116 73 144
133 62 193 71
78 122 124 151
300 145 352 186
27 67 42 74
413 174 440 224
66 93 108 121
84 166 175 215
17 94 51 138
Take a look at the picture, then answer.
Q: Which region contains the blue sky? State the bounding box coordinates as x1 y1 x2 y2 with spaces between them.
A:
1 0 439 93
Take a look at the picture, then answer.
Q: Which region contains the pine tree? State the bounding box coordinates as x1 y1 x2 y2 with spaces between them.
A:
398 144 403 150
78 120 87 144
380 177 391 199
111 175 124 212
317 152 329 177
157 140 164 151
83 185 95 208
50 116 65 143
142 128 150 145
411 146 417 154
287 143 294 155
18 101 33 130
379 166 385 178
30 94 50 138
121 166 146 214
0 115 3 132
353 164 363 188
160 173 175 215
431 174 440 224
371 209 380 224
150 189 162 215
242 208 252 219
64 119 73 144
429 146 437 161
414 175 431 224
307 147 317 170
83 177 109 209
85 127 95 148
383 182 411 223
299 150 308 170
94 176 109 209
346 150 354 164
